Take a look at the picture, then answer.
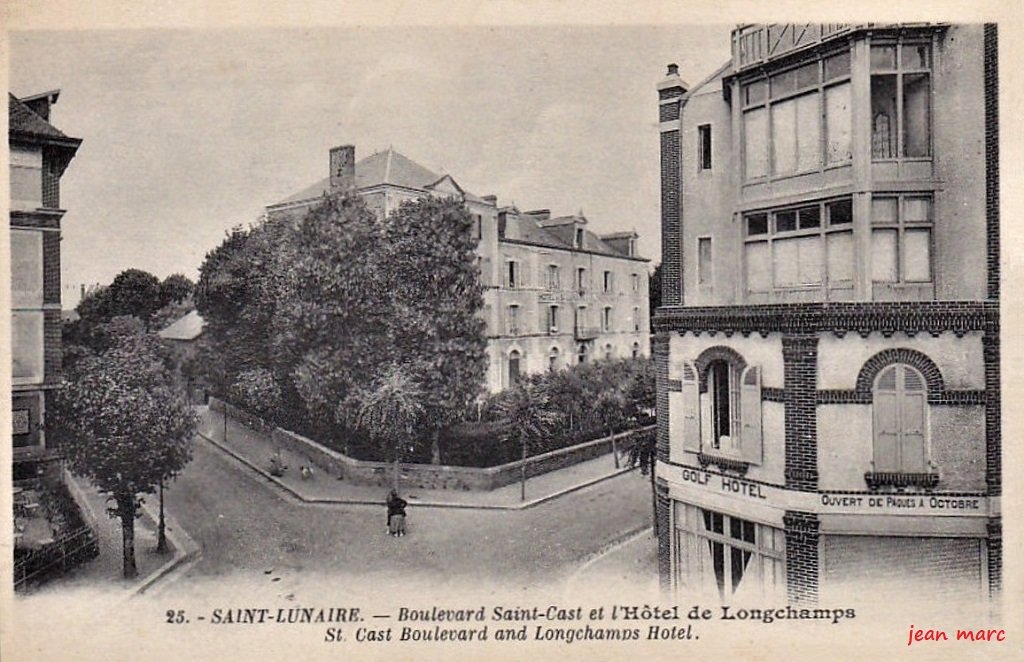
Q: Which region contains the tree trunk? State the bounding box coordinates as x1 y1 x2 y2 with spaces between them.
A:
118 493 138 579
430 428 441 465
156 480 168 554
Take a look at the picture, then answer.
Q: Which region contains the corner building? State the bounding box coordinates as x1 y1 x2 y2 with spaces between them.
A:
266 146 650 393
653 24 999 607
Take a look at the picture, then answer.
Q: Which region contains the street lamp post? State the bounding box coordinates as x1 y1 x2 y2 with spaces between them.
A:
156 480 167 553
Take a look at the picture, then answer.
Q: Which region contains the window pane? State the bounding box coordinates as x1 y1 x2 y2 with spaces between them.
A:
745 242 770 291
795 62 818 89
902 44 931 69
870 45 897 70
773 239 800 286
871 229 899 282
905 228 931 281
904 197 932 222
771 99 797 174
824 50 850 80
744 79 766 105
770 69 796 97
827 199 853 225
825 83 852 163
746 214 768 236
744 109 768 178
797 236 823 285
827 231 854 283
796 93 820 171
776 210 797 232
872 197 899 225
903 74 931 157
11 230 43 308
798 205 820 229
871 76 898 158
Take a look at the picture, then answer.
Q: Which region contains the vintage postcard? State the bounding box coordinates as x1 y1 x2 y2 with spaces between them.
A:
2 1 1022 660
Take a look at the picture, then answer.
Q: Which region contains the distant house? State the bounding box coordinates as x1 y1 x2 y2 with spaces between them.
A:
158 309 205 356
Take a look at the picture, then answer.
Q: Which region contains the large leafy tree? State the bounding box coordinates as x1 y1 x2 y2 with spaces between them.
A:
382 196 487 463
352 364 425 490
275 193 392 429
50 317 196 578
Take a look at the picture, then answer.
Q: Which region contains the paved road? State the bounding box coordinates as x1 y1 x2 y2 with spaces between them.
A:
154 435 653 599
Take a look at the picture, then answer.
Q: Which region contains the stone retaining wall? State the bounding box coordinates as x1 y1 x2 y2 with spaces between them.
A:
209 397 654 492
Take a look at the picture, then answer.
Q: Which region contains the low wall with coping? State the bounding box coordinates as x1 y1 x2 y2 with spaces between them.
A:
209 397 654 492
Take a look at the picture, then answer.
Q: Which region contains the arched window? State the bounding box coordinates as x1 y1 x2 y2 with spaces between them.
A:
706 360 738 450
508 350 522 387
577 343 588 364
548 347 560 371
872 364 927 472
604 343 614 360
632 342 641 359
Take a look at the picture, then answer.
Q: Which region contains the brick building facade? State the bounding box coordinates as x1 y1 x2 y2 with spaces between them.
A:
654 24 999 608
9 90 81 480
265 146 651 392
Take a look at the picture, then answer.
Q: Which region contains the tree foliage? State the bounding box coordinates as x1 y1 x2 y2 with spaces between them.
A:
160 273 195 306
351 364 425 488
50 318 197 578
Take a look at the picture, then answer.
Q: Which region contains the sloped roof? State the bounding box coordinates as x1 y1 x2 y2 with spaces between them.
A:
277 148 444 204
9 93 74 142
158 310 205 341
505 213 643 260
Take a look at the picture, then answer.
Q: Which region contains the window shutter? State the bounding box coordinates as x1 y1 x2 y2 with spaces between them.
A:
681 361 701 455
899 367 927 472
873 366 899 471
740 366 763 464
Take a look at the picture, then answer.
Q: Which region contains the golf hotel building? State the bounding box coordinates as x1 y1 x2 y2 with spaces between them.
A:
653 24 1000 606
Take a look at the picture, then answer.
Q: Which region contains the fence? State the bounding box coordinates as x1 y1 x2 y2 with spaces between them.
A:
14 524 99 591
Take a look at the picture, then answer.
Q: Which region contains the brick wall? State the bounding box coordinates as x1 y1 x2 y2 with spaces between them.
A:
783 336 818 491
43 309 61 385
987 517 1001 599
42 231 60 305
656 479 672 592
783 510 820 604
985 24 999 301
983 334 1000 495
660 119 682 306
653 333 670 463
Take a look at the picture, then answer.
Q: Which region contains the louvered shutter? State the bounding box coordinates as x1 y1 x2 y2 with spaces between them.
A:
899 367 927 472
873 366 899 471
740 366 763 464
681 361 701 454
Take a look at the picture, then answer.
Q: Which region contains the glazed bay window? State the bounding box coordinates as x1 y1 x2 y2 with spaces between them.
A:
742 49 851 180
871 195 932 286
871 42 931 159
744 198 853 300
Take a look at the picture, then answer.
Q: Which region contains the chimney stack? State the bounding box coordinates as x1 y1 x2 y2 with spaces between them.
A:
329 145 356 192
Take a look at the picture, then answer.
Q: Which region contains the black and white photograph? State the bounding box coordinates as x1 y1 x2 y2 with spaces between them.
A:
2 2 1021 659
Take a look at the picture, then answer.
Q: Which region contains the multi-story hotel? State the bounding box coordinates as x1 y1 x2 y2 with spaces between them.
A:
265 146 651 392
10 90 82 481
653 24 999 607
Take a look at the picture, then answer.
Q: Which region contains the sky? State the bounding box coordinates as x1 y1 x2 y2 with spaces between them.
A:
9 25 733 303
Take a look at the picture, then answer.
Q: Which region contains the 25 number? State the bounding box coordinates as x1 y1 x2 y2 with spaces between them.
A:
166 610 187 624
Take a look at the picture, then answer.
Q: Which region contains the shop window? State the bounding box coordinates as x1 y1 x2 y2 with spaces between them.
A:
871 42 931 159
871 195 932 283
698 124 712 170
508 350 522 387
872 364 927 473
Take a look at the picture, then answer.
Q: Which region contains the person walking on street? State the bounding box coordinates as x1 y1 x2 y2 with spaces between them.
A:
386 490 407 537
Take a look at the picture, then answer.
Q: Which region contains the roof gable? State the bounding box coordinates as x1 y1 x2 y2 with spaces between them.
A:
9 93 70 141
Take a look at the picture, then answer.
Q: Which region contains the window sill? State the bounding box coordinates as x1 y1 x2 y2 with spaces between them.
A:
697 451 750 476
864 471 940 490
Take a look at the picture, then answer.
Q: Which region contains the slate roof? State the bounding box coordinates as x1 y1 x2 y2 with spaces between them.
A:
510 213 643 260
158 310 205 341
8 93 77 143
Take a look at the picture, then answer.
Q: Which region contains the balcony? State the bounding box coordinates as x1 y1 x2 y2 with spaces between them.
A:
574 325 600 341
732 24 853 71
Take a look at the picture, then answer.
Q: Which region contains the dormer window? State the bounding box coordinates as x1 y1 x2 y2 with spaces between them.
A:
575 227 584 249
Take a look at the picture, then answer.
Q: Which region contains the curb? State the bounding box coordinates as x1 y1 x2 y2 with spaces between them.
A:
199 430 637 511
63 474 201 597
134 497 201 596
571 525 654 578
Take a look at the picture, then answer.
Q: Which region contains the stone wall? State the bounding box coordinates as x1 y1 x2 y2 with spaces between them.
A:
209 397 653 492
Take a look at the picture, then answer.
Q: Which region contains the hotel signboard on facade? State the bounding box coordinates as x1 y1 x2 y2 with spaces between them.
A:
659 461 994 519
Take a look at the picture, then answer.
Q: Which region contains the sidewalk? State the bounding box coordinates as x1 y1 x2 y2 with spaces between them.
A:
563 526 660 601
199 406 637 509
